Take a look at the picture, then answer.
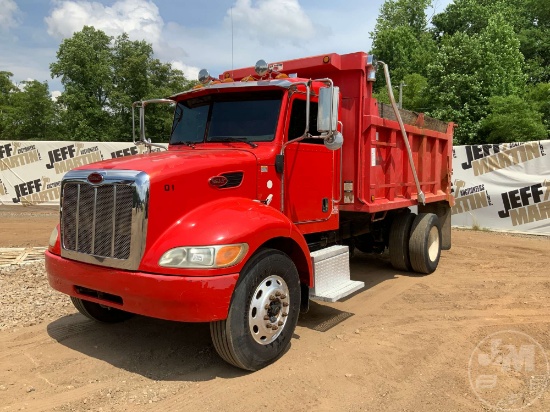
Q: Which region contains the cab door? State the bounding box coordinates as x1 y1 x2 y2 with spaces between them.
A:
283 98 339 233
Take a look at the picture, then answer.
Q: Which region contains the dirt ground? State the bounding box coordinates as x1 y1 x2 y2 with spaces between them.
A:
0 205 59 248
1 206 550 411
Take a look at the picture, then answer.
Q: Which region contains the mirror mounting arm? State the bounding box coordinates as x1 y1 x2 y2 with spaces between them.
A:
132 99 175 152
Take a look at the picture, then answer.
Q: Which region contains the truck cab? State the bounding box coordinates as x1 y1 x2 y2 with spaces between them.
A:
46 51 454 371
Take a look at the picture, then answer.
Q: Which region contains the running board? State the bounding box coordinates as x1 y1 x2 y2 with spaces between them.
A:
309 245 364 302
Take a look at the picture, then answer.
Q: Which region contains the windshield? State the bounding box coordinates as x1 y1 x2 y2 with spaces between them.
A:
170 91 283 145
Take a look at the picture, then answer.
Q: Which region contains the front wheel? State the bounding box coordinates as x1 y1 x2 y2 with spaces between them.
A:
210 248 301 371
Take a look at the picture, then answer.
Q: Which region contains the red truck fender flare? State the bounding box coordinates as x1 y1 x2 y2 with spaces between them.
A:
140 197 313 286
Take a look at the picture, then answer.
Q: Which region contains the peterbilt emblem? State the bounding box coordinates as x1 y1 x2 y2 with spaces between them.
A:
209 176 228 187
87 172 104 184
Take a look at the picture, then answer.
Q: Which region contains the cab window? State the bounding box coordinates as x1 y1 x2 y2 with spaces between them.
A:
287 98 321 143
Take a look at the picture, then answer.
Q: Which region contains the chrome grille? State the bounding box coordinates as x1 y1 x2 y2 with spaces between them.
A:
60 169 149 270
62 183 134 259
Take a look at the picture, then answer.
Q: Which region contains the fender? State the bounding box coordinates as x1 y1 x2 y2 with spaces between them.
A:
139 197 313 284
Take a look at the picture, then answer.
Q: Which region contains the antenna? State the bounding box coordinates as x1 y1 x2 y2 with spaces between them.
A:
231 6 234 75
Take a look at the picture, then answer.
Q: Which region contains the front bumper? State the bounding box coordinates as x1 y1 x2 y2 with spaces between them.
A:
45 251 239 322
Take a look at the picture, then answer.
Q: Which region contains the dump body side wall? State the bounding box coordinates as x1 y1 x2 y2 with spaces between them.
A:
282 52 453 214
341 115 453 213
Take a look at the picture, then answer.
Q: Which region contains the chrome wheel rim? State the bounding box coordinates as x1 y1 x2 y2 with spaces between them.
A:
248 275 290 345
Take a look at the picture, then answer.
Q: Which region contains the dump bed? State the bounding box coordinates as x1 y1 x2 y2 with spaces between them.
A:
343 103 454 214
289 52 454 214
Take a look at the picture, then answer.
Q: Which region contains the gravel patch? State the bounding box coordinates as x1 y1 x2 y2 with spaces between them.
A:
0 261 75 331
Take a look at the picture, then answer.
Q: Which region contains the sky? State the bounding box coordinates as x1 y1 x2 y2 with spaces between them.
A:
0 0 454 98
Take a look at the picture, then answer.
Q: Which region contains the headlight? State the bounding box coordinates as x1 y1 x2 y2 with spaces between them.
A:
49 226 59 247
159 243 249 269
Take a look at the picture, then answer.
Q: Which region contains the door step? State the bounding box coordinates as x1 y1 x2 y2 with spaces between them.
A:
309 245 364 302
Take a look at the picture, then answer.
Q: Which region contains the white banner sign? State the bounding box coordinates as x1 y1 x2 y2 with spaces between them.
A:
0 141 165 207
1 139 549 235
451 140 550 235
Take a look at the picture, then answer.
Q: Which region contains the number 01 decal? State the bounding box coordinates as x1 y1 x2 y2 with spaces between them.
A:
164 184 175 191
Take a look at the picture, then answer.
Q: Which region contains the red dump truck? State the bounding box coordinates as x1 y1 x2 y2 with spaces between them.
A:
46 51 454 371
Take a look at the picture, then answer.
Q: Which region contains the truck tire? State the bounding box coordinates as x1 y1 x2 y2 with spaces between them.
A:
408 213 441 274
210 248 301 371
70 296 134 323
389 211 416 271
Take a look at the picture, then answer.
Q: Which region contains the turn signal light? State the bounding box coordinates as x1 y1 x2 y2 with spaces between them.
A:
216 245 246 267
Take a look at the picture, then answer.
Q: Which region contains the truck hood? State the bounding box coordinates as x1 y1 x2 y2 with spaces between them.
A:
74 148 258 180
74 148 259 254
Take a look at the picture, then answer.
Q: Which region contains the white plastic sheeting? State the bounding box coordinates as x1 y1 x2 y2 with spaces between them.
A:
0 141 165 206
1 139 549 235
451 140 550 235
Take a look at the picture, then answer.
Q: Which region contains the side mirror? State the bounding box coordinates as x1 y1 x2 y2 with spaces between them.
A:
324 132 343 151
317 86 339 134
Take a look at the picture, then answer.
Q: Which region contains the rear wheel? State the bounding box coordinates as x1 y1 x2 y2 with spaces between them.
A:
409 213 442 274
70 297 134 323
210 248 301 371
388 211 416 271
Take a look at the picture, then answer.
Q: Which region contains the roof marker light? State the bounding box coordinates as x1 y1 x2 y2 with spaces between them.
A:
198 69 211 84
255 59 269 77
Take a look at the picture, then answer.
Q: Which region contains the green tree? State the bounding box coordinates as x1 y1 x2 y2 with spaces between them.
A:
519 0 550 83
110 35 193 142
0 79 60 140
427 16 525 144
50 26 113 141
432 0 549 84
477 15 525 97
426 31 487 143
373 73 429 112
50 27 194 142
431 0 528 38
0 72 15 137
110 33 153 141
370 0 437 84
479 95 547 142
369 0 549 144
0 71 14 100
526 83 550 133
401 73 429 111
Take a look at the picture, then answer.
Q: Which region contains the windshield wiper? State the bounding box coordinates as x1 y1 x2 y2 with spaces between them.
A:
209 136 258 148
